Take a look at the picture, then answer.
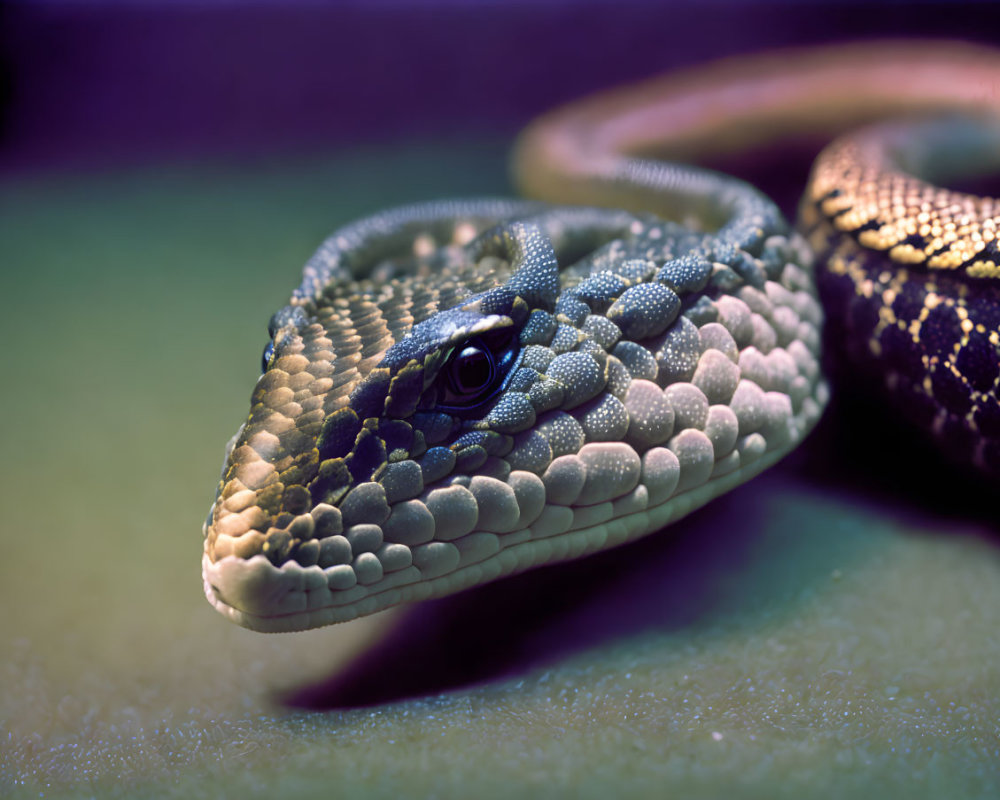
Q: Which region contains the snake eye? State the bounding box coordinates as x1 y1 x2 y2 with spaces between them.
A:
261 340 275 373
437 330 518 411
448 345 494 397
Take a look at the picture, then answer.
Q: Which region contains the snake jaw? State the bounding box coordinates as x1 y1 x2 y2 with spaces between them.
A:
203 201 827 632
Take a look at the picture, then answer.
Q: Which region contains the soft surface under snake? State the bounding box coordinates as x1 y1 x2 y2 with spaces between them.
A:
202 41 1000 633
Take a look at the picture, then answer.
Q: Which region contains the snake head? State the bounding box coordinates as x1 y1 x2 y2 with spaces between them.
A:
203 201 826 631
202 206 575 630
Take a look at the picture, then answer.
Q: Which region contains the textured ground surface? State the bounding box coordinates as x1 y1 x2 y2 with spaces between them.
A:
1 143 999 799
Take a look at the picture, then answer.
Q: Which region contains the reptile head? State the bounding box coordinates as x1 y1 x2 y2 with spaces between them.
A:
203 201 826 631
203 208 568 630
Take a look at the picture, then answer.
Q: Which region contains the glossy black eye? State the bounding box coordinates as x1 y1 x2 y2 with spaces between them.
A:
261 340 275 373
436 330 518 412
448 345 494 396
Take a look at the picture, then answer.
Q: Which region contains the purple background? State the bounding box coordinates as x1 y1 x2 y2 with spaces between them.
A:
4 1 1000 174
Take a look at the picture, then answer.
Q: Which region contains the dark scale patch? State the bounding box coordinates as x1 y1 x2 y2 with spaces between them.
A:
682 295 719 326
611 258 655 283
262 529 293 566
550 324 582 353
385 362 425 418
580 315 621 350
281 485 312 515
419 446 456 483
607 283 681 340
451 431 492 450
415 383 440 412
929 364 973 416
377 418 414 455
891 278 930 324
651 315 701 385
317 408 362 460
482 431 513 456
730 251 767 289
966 283 1000 332
851 219 882 235
920 302 964 362
570 272 628 311
350 368 392 420
278 462 309 490
708 264 743 292
279 428 312 457
520 345 555 373
519 310 558 346
273 511 295 529
879 324 926 385
280 450 319 490
528 378 564 410
410 411 456 443
454 444 488 473
345 426 387 483
901 233 928 250
708 236 766 283
554 295 590 325
309 458 353 507
655 254 711 294
255 483 284 517
708 240 739 267
955 331 1000 393
507 366 540 393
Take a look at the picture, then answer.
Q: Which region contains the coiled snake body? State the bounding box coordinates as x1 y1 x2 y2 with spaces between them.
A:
203 42 1000 632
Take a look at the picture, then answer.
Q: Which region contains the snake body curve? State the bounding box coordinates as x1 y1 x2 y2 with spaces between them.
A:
203 41 1000 632
515 40 1000 474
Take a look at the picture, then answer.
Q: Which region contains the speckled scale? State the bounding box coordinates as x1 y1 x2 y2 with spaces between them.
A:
581 314 622 350
652 315 702 386
554 295 592 326
534 411 587 457
487 392 537 433
956 331 1000 393
519 309 558 346
507 366 542 393
655 254 712 294
607 283 681 341
571 272 629 310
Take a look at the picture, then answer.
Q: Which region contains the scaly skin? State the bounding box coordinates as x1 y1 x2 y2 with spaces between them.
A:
802 118 1000 471
203 41 1000 632
515 40 1000 475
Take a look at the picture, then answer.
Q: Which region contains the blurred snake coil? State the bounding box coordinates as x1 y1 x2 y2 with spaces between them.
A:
202 41 1000 632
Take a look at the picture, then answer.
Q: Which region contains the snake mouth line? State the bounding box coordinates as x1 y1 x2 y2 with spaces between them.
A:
202 429 821 634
